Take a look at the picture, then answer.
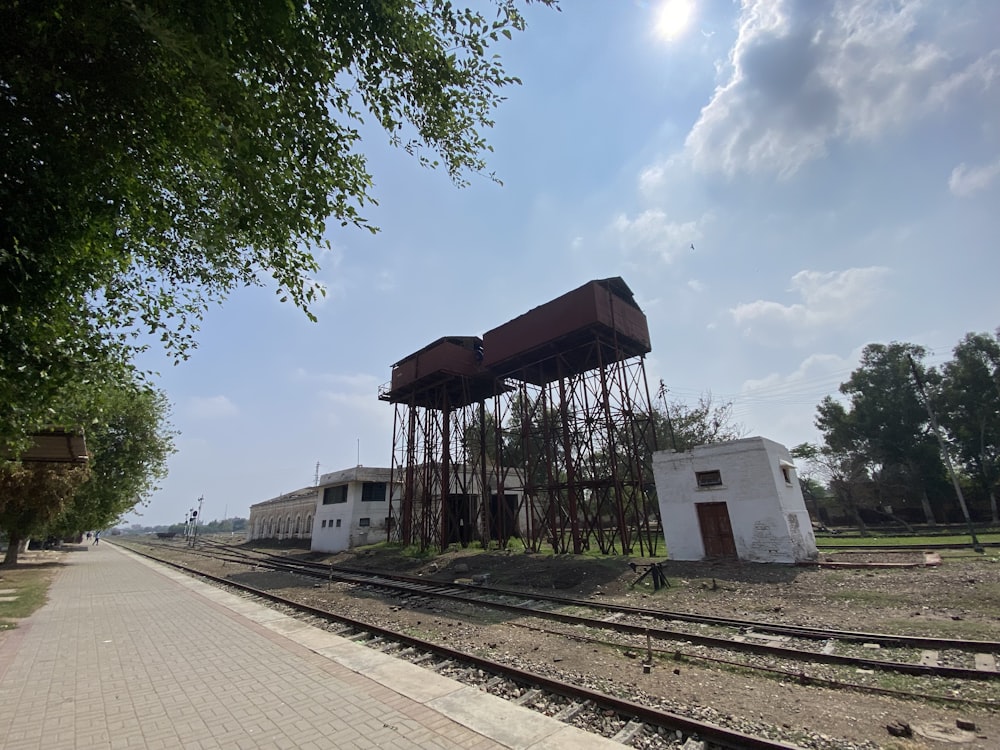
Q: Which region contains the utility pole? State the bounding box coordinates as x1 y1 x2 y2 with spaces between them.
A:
189 496 204 548
907 355 983 553
657 380 678 451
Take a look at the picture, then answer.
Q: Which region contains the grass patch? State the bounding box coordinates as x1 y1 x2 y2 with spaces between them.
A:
817 533 1000 548
0 565 56 630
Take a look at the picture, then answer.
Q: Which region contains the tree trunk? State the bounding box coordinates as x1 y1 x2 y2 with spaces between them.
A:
842 486 868 536
2 533 22 566
919 488 936 526
990 488 999 525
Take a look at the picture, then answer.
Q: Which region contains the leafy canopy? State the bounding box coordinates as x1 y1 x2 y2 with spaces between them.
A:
0 0 555 446
1 365 174 565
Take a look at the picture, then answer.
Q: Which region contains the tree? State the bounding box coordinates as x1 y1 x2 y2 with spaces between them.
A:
1 0 556 449
0 463 90 566
0 368 173 565
653 386 745 452
815 343 944 525
791 441 879 534
788 443 827 522
47 380 175 539
939 331 1000 523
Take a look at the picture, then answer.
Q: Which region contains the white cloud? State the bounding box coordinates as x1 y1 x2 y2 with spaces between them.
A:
730 266 890 342
293 370 390 426
685 0 1000 177
187 395 238 419
733 351 859 445
611 209 705 263
949 158 1000 196
319 383 392 434
687 279 706 292
315 244 347 301
638 153 690 197
294 369 381 390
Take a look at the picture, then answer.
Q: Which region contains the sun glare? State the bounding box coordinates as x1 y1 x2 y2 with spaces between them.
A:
653 0 695 42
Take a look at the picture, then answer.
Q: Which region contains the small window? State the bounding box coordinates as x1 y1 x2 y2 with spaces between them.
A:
361 482 387 502
321 519 327 528
696 470 723 488
359 517 371 527
781 466 792 484
335 519 342 528
323 485 348 504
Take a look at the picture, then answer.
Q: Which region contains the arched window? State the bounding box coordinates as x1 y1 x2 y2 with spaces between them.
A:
305 515 312 537
294 515 301 536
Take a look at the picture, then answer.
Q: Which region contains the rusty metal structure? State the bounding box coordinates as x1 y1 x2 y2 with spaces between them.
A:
379 278 660 555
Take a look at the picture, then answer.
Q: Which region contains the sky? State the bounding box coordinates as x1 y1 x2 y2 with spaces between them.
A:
125 0 1000 527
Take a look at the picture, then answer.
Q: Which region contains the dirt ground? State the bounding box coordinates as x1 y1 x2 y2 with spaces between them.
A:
186 540 1000 750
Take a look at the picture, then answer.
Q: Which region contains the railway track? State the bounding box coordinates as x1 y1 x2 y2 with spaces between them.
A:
141 539 1000 686
118 541 808 750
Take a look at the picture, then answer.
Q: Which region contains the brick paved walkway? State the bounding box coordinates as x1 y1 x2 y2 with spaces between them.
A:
0 543 621 750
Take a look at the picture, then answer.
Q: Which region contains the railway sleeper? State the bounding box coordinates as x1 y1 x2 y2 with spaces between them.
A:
553 699 591 722
610 718 646 744
429 658 457 672
482 675 507 691
513 688 542 706
975 653 997 672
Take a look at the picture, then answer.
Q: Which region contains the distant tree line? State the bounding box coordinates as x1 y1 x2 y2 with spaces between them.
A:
794 330 1000 532
124 518 248 535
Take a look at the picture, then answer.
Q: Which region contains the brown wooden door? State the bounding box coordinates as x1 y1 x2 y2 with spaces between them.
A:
696 502 737 559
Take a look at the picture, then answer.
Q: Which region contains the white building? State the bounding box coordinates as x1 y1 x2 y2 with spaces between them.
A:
652 436 818 563
247 489 316 542
311 466 399 554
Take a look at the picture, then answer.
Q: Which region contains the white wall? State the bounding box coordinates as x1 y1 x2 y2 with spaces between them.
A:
311 483 352 553
247 490 318 541
310 467 397 554
652 437 818 563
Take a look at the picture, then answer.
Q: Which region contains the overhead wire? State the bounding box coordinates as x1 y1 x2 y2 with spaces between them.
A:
660 342 963 428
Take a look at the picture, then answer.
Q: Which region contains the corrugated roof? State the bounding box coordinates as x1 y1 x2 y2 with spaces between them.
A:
15 430 89 464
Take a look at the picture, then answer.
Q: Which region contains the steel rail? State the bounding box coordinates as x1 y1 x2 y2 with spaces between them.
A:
197 540 1000 653
135 541 1000 681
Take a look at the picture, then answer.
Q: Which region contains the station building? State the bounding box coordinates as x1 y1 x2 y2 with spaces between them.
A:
247 488 317 542
652 436 818 563
247 466 400 553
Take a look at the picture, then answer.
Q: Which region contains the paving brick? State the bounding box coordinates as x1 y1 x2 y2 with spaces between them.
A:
0 544 625 750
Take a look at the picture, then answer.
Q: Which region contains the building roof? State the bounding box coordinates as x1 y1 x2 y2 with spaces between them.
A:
11 429 89 464
318 465 394 486
249 487 318 511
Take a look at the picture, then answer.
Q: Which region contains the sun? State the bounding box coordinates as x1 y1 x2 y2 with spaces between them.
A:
653 0 695 42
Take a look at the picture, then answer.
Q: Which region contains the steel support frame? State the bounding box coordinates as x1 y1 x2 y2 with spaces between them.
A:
387 387 491 552
388 343 658 556
493 344 658 555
